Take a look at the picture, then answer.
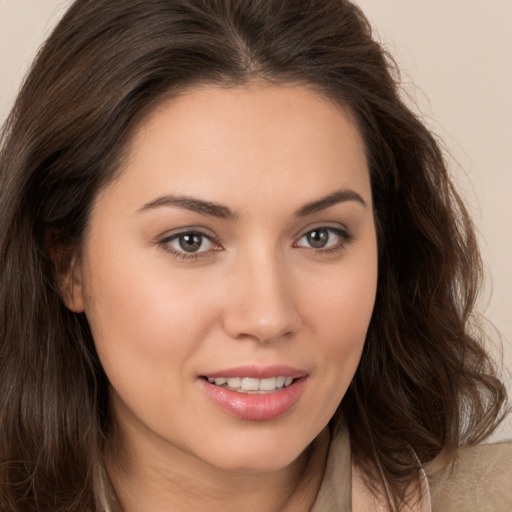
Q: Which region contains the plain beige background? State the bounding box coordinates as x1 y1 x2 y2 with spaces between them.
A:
1 0 511 440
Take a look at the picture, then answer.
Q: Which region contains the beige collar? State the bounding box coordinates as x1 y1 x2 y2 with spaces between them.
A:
312 424 432 512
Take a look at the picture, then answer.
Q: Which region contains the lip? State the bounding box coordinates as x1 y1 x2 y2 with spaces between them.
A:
199 376 307 421
202 365 308 380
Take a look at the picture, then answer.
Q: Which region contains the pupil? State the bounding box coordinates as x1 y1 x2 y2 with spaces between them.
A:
179 233 202 252
307 229 328 248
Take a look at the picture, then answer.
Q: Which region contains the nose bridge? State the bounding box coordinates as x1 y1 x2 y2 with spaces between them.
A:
222 246 299 343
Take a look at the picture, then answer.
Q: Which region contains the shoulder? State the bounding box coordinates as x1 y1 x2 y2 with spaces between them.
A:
428 441 512 512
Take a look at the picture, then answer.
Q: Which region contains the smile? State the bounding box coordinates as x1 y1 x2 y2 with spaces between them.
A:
199 366 308 421
206 376 295 393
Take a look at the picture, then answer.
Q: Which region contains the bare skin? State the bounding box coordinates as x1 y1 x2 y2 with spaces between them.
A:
107 421 330 512
65 83 377 511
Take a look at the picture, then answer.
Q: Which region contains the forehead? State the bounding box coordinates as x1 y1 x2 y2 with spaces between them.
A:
102 83 371 215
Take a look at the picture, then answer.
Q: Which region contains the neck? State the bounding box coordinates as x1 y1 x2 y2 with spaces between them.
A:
105 424 330 512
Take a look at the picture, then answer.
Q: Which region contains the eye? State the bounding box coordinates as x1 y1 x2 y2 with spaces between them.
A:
160 230 219 258
295 227 350 251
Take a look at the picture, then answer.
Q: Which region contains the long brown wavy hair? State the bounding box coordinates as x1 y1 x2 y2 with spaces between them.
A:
0 0 508 510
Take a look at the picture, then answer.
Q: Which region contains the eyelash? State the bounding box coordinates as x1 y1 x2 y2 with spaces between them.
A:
294 227 353 257
158 226 353 261
158 229 221 261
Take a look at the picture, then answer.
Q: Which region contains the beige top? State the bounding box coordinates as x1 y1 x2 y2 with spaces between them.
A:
311 425 512 512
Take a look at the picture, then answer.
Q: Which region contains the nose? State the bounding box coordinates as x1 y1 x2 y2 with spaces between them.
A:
221 253 301 344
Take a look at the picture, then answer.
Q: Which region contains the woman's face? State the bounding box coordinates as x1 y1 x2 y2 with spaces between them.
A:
67 84 377 473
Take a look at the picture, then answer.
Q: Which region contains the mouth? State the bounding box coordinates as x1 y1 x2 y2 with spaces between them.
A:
204 376 295 394
199 366 308 421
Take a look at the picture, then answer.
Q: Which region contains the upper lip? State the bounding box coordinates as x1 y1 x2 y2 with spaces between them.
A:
201 365 308 380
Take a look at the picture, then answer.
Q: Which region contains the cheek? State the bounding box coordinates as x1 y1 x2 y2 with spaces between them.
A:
81 258 225 440
315 274 375 374
299 245 377 406
290 277 375 435
303 256 377 346
80 244 219 392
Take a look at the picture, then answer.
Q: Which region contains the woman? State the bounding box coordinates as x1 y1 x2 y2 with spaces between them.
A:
0 0 509 511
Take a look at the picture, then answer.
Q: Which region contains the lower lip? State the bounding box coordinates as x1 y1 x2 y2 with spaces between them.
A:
199 377 307 421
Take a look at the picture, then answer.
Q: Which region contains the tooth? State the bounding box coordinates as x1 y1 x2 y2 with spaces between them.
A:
227 377 241 388
258 377 277 391
276 376 286 388
284 377 293 387
214 377 227 386
241 378 260 391
208 377 215 383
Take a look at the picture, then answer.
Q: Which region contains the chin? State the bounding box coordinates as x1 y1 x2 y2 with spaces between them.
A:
209 452 302 474
196 428 316 474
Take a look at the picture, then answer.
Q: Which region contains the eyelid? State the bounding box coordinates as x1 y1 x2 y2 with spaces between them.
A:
293 222 351 241
292 224 353 252
157 227 222 259
155 223 353 261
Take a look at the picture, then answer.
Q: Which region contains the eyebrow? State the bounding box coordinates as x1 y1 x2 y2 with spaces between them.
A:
138 188 366 220
295 189 366 216
138 194 239 221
